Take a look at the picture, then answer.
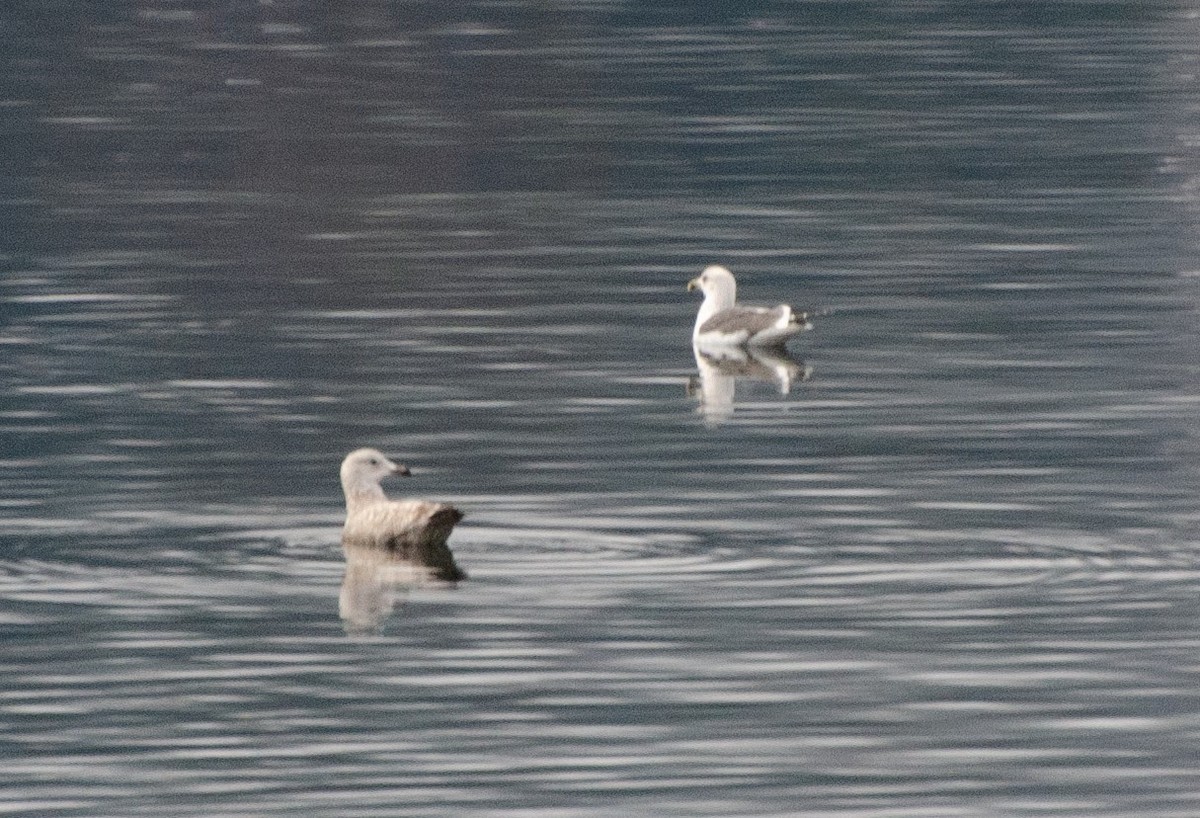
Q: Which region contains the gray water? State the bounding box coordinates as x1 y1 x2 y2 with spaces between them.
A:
4 3 1200 816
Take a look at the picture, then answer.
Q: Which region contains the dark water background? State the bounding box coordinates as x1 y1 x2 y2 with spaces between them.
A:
3 2 1200 816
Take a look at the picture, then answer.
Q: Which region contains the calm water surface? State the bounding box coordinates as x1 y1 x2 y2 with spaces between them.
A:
3 3 1200 816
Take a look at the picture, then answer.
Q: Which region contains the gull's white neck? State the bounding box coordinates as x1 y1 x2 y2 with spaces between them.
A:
341 475 388 514
694 279 736 337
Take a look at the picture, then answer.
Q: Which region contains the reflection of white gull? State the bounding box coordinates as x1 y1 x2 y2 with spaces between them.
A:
688 344 812 425
339 448 466 583
687 265 812 348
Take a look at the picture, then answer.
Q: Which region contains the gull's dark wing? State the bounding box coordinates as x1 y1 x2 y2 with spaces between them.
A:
698 305 786 336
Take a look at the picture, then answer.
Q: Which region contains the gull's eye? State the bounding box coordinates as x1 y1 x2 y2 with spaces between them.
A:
368 458 378 466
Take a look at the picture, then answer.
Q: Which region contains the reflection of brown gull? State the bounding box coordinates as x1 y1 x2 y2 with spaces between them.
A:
340 447 466 581
687 344 812 425
339 540 432 633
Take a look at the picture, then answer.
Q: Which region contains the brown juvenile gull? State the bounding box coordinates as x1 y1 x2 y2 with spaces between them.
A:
687 265 811 348
339 447 466 582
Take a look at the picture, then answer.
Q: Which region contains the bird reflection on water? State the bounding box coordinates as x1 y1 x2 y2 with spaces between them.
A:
339 540 461 634
688 343 812 426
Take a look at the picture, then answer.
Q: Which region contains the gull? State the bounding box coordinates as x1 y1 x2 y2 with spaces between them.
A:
339 447 466 582
687 265 811 349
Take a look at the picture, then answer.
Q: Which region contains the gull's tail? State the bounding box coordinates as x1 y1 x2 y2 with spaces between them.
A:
789 310 814 332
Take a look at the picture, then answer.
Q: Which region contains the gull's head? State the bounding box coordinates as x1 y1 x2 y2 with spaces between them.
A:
687 265 737 302
340 447 410 498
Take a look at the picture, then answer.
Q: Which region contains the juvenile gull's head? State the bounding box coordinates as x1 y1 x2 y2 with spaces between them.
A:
340 447 410 506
